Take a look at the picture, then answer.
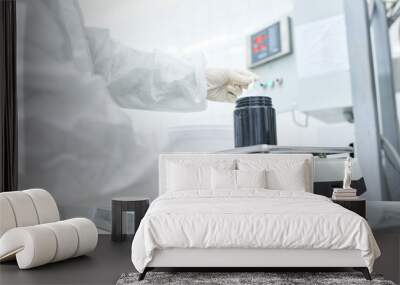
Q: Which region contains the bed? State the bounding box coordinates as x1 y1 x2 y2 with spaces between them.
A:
131 153 380 280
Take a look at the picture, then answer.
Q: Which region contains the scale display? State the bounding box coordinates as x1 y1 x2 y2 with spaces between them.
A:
248 17 292 68
251 23 282 64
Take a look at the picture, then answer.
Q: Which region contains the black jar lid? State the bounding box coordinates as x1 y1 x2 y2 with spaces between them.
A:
235 96 273 108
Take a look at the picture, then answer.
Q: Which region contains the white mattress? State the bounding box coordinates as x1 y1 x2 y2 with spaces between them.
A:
131 190 380 273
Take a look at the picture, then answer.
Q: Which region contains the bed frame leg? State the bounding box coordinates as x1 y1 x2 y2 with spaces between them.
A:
354 267 371 280
138 268 148 281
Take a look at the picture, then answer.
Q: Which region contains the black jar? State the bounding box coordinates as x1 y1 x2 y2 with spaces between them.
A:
234 96 277 147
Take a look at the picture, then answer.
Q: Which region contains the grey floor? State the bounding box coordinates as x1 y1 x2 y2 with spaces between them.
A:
1 233 398 285
0 235 133 285
0 236 361 285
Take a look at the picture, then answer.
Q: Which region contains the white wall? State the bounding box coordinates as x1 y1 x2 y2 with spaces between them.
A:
79 0 293 68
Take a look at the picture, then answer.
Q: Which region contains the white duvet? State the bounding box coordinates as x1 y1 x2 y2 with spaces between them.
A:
131 190 380 272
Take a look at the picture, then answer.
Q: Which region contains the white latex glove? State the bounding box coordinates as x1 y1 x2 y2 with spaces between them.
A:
206 68 259 103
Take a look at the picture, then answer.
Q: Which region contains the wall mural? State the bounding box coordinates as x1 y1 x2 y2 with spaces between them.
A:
16 0 235 230
16 0 400 235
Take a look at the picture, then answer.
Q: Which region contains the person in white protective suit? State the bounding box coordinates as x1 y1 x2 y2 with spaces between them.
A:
86 27 257 110
17 0 256 223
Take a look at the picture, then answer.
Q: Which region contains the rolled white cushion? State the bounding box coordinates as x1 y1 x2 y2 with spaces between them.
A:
65 218 98 257
0 226 57 269
0 218 97 269
0 196 17 237
1 192 39 227
42 221 79 262
0 189 60 238
23 189 60 223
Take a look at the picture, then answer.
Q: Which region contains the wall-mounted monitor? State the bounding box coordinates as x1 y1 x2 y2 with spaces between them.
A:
247 17 292 68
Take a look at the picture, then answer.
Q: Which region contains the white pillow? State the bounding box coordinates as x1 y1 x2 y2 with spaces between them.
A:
167 163 210 191
211 169 268 190
166 159 236 192
237 157 310 192
211 169 236 190
267 167 306 191
236 169 267 189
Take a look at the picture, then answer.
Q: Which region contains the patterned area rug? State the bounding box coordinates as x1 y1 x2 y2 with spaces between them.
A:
116 272 396 285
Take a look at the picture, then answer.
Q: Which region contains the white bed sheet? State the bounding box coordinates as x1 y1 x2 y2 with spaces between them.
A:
131 190 380 273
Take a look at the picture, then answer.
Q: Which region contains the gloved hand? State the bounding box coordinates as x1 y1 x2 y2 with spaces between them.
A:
206 68 259 103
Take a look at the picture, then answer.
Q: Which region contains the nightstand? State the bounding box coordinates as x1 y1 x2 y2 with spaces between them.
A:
112 197 150 242
332 198 366 218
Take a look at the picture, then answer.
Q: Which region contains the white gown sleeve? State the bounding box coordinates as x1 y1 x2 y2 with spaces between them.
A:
85 27 207 112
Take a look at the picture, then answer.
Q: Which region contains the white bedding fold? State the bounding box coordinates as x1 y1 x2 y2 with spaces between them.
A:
131 190 380 272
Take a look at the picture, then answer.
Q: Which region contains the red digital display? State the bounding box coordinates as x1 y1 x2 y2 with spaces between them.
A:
250 22 282 65
255 34 268 44
252 34 269 54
